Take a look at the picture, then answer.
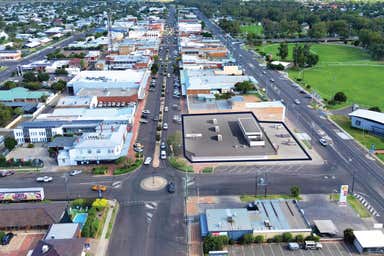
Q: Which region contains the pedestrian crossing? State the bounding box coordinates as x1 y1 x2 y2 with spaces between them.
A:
214 165 306 175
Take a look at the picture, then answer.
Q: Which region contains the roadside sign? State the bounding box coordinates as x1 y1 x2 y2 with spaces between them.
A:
339 185 348 206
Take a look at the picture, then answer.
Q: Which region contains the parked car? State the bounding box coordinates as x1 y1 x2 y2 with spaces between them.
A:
144 157 152 165
164 106 168 112
36 176 53 182
160 150 167 160
0 170 15 177
91 184 107 192
246 202 259 211
167 181 175 193
288 242 300 250
163 123 168 130
160 141 167 150
140 119 149 124
319 138 328 146
1 232 14 245
133 143 144 152
142 109 150 115
69 170 82 176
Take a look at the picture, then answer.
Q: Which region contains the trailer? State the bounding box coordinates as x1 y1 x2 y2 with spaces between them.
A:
0 187 45 202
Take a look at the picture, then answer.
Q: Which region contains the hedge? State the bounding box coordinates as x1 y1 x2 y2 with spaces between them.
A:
92 166 108 175
113 159 143 175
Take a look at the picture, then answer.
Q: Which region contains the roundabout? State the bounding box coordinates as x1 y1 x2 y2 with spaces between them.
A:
140 176 168 191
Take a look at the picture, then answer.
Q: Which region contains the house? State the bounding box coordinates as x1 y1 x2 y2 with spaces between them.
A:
0 87 51 103
353 230 384 254
348 109 384 136
31 238 86 256
0 202 67 230
0 50 22 61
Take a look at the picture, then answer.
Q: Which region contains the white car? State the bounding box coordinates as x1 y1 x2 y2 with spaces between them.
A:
70 170 82 176
319 138 329 146
144 157 152 165
163 123 168 130
160 150 167 160
142 109 151 115
36 176 53 182
164 106 168 112
294 99 301 105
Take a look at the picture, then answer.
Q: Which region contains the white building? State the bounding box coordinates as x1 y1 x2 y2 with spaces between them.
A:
353 230 384 254
178 22 202 34
348 109 384 136
67 70 150 99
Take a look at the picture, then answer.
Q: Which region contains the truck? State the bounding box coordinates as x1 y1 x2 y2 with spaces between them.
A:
0 187 45 202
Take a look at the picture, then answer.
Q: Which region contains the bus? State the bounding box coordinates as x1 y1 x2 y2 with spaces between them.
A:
0 187 45 202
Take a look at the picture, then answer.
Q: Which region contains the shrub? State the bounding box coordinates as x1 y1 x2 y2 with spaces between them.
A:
344 228 355 243
92 166 108 175
295 234 304 243
241 234 254 244
27 143 34 148
254 235 264 243
0 231 5 241
203 235 227 253
282 232 293 242
333 91 347 102
228 239 236 245
202 167 213 173
290 186 300 198
4 137 17 151
273 235 283 243
71 198 93 208
92 198 109 211
305 235 320 242
113 159 142 175
115 156 126 165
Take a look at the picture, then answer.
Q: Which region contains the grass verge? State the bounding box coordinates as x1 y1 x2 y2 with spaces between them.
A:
330 193 370 218
168 157 193 172
113 159 143 175
202 167 214 173
240 194 302 202
106 202 119 239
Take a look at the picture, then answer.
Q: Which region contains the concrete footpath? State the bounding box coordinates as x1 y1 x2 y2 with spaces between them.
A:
95 200 118 256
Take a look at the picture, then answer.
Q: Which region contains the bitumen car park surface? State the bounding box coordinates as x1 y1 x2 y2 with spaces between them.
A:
228 242 372 256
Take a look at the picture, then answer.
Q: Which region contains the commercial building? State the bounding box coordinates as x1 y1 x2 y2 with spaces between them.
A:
0 50 22 61
353 230 384 254
67 70 150 99
200 200 311 240
105 54 152 70
178 19 202 35
56 96 98 109
0 87 52 103
45 223 81 240
348 109 384 136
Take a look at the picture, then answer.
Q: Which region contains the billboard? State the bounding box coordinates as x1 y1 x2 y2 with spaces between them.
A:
339 185 348 206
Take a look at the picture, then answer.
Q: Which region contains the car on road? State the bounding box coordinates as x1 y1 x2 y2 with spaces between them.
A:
133 143 144 152
144 157 152 165
167 181 175 193
319 138 329 146
36 176 53 182
164 106 168 112
163 123 168 130
0 170 15 177
1 232 14 245
142 109 150 115
140 119 149 124
91 184 107 192
69 170 82 176
270 78 275 82
153 116 159 121
294 99 301 105
160 141 167 150
160 150 167 160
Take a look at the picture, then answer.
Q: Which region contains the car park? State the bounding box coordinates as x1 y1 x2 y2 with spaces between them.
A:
167 181 175 193
144 157 152 165
69 170 82 176
1 232 14 245
91 184 107 192
36 176 53 182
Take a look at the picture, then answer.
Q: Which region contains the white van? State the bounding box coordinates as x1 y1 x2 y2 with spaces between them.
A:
304 241 322 250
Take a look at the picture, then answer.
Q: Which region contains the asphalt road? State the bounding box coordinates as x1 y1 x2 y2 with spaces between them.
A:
195 9 384 221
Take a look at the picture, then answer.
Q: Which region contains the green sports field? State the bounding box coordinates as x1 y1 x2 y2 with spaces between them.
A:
258 43 384 110
240 24 263 36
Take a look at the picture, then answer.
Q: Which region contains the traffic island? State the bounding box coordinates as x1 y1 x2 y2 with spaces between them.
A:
140 176 167 191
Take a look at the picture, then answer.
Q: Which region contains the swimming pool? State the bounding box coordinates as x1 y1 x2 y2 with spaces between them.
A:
73 213 88 229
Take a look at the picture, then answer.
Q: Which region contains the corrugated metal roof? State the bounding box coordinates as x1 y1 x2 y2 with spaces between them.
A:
349 109 384 125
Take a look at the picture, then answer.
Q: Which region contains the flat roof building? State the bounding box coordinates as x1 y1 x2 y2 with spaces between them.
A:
349 109 384 136
0 87 52 102
353 230 384 254
45 223 80 240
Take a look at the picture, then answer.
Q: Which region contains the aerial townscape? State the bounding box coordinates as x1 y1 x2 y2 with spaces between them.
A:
0 0 384 255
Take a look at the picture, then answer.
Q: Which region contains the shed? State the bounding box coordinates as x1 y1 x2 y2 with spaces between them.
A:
313 220 339 237
353 230 384 254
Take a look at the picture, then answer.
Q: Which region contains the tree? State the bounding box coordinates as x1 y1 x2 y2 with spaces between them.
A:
241 234 254 244
254 235 264 243
277 42 288 60
37 72 49 82
234 80 255 94
344 228 355 244
295 234 304 243
334 91 347 102
2 80 17 89
151 63 159 75
203 235 226 253
23 71 37 82
51 80 67 92
290 185 300 198
4 137 17 151
55 68 68 75
273 234 283 243
0 104 13 127
368 106 381 112
308 22 327 38
24 82 42 90
282 232 293 242
14 107 24 116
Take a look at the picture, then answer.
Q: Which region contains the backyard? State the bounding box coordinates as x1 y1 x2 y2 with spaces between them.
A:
257 43 384 110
